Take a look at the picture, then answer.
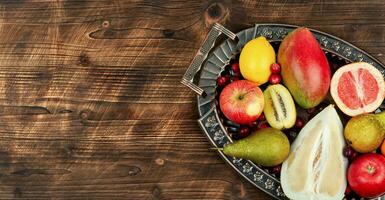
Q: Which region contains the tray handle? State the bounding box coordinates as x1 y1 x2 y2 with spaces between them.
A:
181 23 238 96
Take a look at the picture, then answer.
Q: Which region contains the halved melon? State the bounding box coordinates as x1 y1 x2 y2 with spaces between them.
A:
280 105 348 200
330 62 385 116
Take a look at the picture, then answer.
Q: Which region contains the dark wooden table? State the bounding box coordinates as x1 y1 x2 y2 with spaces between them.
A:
0 0 383 199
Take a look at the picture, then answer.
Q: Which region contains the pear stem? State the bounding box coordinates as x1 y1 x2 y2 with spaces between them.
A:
210 147 223 151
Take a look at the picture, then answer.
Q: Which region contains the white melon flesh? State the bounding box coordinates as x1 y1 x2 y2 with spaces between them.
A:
280 105 348 200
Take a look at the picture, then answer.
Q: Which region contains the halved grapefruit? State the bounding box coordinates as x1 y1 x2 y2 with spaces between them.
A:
330 62 385 116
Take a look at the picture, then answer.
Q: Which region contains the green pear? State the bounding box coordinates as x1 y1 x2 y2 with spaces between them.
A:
345 111 385 153
222 128 290 167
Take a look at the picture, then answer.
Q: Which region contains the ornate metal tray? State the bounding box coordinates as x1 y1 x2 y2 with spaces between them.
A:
181 23 385 200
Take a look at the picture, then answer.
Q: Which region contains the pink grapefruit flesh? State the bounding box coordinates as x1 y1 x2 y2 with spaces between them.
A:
331 62 385 116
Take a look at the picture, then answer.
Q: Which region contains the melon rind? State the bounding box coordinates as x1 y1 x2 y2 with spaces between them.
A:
330 62 385 116
280 105 348 200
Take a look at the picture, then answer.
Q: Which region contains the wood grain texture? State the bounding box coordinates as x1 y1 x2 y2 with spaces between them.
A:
0 0 383 199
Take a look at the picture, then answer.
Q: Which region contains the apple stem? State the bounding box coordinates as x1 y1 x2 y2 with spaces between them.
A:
367 165 376 174
210 147 224 151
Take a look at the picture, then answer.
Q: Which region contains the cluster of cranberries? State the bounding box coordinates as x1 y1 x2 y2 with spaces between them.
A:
268 63 282 84
217 62 283 87
216 62 242 87
343 146 359 161
222 112 268 140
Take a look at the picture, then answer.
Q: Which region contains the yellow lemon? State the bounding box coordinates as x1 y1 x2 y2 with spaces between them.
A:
239 36 276 84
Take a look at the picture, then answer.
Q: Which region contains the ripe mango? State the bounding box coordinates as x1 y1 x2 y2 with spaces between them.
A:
278 28 331 109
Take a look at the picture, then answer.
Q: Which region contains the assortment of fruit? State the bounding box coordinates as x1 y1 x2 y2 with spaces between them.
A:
215 27 385 199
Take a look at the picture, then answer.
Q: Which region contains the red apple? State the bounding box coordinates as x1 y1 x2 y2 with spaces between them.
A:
219 80 264 124
347 153 385 198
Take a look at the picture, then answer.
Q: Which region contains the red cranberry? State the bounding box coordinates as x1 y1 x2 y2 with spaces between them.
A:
343 146 353 157
217 76 228 87
270 63 281 74
258 113 265 121
258 122 269 129
343 146 358 160
271 165 281 174
231 63 240 73
349 151 358 160
295 117 304 129
239 126 250 138
269 74 281 84
248 121 258 128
